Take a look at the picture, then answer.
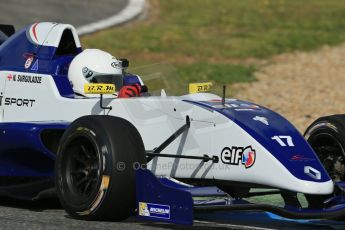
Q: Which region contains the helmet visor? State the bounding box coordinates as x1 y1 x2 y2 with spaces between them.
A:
83 67 123 90
92 74 123 90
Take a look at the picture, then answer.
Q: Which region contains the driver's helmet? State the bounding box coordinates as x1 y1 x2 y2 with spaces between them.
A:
68 49 123 96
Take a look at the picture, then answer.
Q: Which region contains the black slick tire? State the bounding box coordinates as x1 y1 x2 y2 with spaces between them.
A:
55 115 146 221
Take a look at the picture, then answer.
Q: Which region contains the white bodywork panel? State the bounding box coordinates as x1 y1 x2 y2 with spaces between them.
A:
0 71 333 195
28 22 81 48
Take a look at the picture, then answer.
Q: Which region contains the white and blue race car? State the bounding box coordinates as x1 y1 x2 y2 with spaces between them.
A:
0 22 344 225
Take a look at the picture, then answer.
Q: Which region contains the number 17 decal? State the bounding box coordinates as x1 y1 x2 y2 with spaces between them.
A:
271 135 294 147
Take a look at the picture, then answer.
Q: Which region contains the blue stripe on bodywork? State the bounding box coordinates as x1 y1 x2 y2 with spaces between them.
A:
0 122 68 177
186 99 330 183
137 169 193 225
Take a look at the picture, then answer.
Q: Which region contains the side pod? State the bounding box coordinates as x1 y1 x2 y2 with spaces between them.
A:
135 169 194 225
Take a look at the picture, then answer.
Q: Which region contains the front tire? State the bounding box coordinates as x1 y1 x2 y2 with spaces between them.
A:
55 115 146 221
304 115 345 182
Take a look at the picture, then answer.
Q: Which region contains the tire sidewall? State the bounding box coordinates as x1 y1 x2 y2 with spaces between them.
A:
305 118 345 157
56 118 114 218
55 115 146 220
305 116 345 181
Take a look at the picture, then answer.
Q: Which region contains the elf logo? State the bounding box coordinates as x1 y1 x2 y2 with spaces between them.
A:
221 146 256 169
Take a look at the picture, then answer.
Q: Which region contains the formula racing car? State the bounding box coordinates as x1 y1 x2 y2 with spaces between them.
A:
0 22 344 225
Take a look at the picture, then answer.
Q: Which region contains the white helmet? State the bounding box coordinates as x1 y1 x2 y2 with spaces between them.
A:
68 49 123 96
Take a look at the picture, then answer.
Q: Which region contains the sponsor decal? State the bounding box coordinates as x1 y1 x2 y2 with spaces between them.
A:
208 99 237 102
240 103 259 109
271 135 294 147
82 67 89 74
189 82 213 94
0 93 35 107
234 108 254 111
31 59 39 71
212 104 232 109
204 100 260 111
138 202 170 219
82 67 94 80
111 61 121 69
253 116 269 125
24 56 34 69
304 166 321 180
6 74 42 84
221 146 256 169
7 74 13 81
84 83 116 94
290 155 315 162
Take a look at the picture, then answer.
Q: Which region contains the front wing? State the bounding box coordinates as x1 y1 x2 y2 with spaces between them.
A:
136 169 345 225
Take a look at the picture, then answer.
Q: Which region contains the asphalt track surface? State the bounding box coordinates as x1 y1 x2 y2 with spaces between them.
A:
0 0 128 31
0 197 343 230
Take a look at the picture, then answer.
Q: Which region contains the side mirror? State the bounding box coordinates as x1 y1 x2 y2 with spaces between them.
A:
188 82 213 94
84 83 115 110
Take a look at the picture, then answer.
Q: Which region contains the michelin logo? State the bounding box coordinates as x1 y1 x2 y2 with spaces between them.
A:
139 202 170 219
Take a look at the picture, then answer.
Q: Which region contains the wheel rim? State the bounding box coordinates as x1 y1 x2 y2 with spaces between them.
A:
64 135 101 202
308 133 345 182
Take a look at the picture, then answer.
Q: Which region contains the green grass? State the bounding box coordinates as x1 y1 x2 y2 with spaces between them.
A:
81 0 345 93
176 63 255 95
177 63 256 84
127 62 255 95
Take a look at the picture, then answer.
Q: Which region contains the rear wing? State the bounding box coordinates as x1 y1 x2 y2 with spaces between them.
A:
0 24 15 45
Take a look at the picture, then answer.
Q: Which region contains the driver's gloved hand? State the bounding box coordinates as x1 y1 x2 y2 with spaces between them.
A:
118 84 141 98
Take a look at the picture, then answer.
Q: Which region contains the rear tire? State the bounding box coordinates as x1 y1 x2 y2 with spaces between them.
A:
55 115 146 221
